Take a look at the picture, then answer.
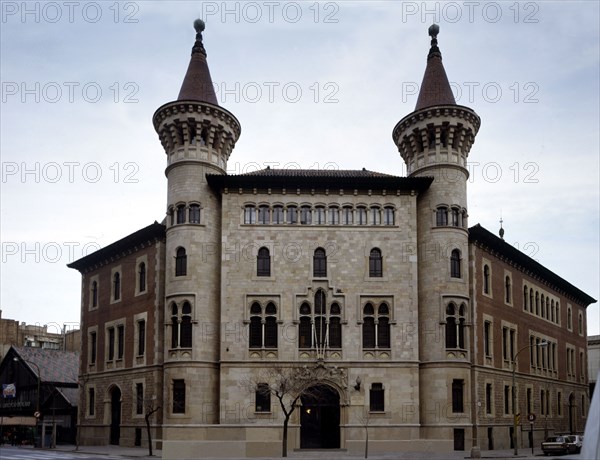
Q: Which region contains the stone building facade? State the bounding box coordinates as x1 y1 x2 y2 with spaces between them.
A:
68 22 596 457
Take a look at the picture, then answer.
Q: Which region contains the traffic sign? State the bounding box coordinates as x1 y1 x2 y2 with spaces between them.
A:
528 413 536 422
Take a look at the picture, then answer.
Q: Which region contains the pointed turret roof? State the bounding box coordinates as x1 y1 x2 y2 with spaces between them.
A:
177 19 219 105
414 24 456 111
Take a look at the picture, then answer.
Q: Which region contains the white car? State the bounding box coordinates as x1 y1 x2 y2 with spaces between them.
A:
565 435 584 454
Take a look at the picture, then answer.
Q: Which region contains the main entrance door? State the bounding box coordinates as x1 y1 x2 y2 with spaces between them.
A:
300 385 340 449
109 387 121 445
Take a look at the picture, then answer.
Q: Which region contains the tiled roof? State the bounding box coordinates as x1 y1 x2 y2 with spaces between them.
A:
13 347 79 385
207 168 433 191
415 28 456 111
177 21 219 105
469 224 597 306
67 221 165 272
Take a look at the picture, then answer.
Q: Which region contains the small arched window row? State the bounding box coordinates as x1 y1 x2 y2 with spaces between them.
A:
522 286 560 325
242 203 396 226
168 202 203 226
450 249 461 278
175 247 187 277
435 205 468 229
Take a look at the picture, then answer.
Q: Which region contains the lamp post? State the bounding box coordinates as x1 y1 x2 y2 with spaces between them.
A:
13 357 41 446
512 340 547 456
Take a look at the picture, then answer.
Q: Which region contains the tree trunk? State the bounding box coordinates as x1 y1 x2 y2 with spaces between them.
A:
145 414 153 456
282 417 289 457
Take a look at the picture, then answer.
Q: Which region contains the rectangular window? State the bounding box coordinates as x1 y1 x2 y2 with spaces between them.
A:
172 379 186 414
540 389 545 415
90 331 97 364
485 383 492 414
502 327 508 360
255 383 271 412
117 325 125 359
557 392 562 416
88 387 95 416
258 206 269 224
504 385 510 414
138 320 146 356
108 327 115 361
315 207 325 224
370 207 381 225
357 207 367 225
369 383 384 412
452 379 464 413
484 321 491 357
136 383 144 415
527 388 532 414
509 329 515 361
383 207 394 225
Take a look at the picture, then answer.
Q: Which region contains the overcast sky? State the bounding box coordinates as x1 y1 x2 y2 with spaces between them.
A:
1 1 598 336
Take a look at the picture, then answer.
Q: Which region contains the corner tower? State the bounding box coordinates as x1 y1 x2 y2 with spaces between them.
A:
393 25 480 442
152 20 241 424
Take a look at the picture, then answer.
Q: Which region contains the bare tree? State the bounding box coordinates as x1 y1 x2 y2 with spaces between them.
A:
243 363 346 457
357 408 371 458
144 401 160 457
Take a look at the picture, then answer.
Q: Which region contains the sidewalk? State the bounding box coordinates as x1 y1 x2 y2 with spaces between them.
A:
48 444 583 460
54 444 162 458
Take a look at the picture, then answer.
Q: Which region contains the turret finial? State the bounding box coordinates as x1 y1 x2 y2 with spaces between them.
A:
427 24 441 59
191 19 207 57
499 217 505 240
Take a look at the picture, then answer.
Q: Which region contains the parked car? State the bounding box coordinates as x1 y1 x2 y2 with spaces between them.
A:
565 434 584 454
541 436 570 456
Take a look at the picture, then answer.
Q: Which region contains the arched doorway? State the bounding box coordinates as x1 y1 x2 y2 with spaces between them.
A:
300 385 340 449
109 386 121 445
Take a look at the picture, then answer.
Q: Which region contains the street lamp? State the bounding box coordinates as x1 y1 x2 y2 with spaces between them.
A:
13 357 41 445
512 339 547 455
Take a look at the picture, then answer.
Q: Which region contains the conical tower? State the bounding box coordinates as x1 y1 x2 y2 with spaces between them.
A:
152 20 241 424
393 25 480 439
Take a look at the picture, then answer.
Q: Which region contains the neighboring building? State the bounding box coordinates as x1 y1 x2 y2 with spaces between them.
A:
68 21 596 457
0 346 79 446
588 335 600 397
0 310 81 359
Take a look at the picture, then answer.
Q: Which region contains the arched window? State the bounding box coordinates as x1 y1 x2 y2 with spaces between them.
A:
170 302 193 348
113 272 121 301
139 262 146 292
300 205 312 225
450 249 461 278
273 205 284 224
578 313 583 335
244 205 256 224
180 302 192 347
328 206 339 225
258 205 270 224
383 206 395 225
356 206 367 225
551 300 555 322
529 289 534 313
286 205 297 224
451 208 460 227
436 206 448 226
505 276 511 303
314 206 326 224
535 292 539 315
176 204 186 224
540 295 545 318
370 206 381 225
189 204 201 224
313 248 327 277
343 206 353 225
91 281 98 308
257 247 271 277
299 302 312 348
249 302 278 348
175 247 187 276
567 306 572 330
369 248 383 277
298 294 342 350
362 302 390 349
445 302 466 349
523 286 528 311
483 265 490 294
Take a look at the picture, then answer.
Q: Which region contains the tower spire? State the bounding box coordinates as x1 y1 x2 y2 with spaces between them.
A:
414 24 456 111
177 19 219 104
